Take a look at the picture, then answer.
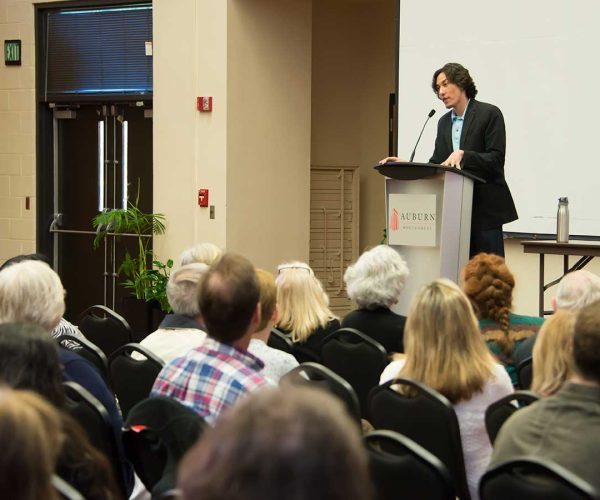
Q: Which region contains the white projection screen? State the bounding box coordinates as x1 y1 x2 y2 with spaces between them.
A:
397 0 600 238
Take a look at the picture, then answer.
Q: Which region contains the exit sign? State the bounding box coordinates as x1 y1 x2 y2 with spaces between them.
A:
4 40 21 66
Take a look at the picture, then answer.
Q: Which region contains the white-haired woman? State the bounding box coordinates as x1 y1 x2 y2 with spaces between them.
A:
380 279 513 500
138 263 208 363
342 245 409 353
275 262 340 362
180 242 223 266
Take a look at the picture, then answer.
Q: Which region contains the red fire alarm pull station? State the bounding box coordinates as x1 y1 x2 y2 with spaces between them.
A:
198 189 209 207
197 97 213 112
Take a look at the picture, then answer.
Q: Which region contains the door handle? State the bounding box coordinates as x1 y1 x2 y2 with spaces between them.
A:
98 120 105 212
122 120 128 209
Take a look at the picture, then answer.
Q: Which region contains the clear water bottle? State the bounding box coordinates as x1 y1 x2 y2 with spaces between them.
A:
557 197 569 243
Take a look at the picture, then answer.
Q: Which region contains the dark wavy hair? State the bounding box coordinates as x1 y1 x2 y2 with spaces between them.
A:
432 63 478 99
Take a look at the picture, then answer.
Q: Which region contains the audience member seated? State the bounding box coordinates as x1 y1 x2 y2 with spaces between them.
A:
531 310 576 397
490 299 600 491
180 242 223 266
380 279 513 500
0 253 86 340
513 269 600 366
0 260 133 494
137 263 208 363
0 323 121 498
247 269 299 383
463 253 543 384
177 386 372 500
275 261 340 361
342 245 409 353
152 253 272 423
0 387 64 500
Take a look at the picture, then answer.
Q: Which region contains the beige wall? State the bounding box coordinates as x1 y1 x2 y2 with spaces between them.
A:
0 0 38 262
1 0 598 316
226 0 312 271
312 0 395 253
154 0 311 273
153 0 229 264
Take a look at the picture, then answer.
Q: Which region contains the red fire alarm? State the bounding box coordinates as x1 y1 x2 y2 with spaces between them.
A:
198 189 209 207
197 97 213 112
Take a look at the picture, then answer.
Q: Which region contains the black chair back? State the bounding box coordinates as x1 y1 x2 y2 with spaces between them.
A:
62 381 127 496
58 334 109 384
77 305 133 357
368 378 469 500
108 343 164 418
517 356 533 390
267 328 294 354
124 396 206 497
481 457 600 500
281 362 361 423
485 391 539 444
365 430 455 500
291 344 321 364
321 327 388 419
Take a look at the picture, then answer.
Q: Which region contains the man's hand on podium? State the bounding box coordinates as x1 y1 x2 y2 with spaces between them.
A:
378 156 406 164
441 149 464 169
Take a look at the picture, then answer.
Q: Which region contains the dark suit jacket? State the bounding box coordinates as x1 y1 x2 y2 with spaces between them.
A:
430 99 518 231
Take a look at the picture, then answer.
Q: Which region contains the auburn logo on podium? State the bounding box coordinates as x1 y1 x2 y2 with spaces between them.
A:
388 194 437 247
390 208 399 231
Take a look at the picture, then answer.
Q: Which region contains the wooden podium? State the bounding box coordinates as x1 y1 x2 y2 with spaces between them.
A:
375 162 483 315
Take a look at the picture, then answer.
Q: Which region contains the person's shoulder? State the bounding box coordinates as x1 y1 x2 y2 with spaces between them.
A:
471 99 503 116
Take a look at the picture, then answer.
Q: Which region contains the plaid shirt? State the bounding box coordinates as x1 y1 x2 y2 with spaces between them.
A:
151 337 271 424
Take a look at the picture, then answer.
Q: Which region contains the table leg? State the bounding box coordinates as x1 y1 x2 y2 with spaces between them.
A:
539 253 544 317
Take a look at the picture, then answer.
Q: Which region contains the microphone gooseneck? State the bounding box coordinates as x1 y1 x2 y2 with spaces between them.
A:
409 109 436 162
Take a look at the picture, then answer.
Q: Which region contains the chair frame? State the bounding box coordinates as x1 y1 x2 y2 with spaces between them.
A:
517 356 533 390
485 390 539 444
108 342 165 418
281 362 361 423
76 304 133 357
321 327 388 419
267 328 294 354
62 381 128 496
365 429 456 500
57 334 109 383
481 456 600 500
368 377 470 500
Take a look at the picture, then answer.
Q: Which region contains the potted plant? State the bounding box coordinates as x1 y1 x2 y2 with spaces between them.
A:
92 196 173 314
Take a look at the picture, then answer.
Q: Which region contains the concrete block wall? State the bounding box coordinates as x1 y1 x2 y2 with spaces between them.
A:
0 0 37 264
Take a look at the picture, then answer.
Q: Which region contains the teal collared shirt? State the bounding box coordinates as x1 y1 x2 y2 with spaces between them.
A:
451 99 470 151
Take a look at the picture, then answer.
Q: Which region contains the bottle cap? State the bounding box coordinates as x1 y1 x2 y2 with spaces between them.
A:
559 197 569 203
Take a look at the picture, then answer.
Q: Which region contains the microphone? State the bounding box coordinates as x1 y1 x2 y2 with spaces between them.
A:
409 109 436 162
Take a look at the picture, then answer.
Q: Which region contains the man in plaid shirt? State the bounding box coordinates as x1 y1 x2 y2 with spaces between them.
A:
152 253 272 424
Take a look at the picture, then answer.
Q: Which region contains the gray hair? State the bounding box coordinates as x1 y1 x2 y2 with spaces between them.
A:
180 243 223 266
167 263 209 316
344 245 409 309
556 270 600 311
0 260 65 332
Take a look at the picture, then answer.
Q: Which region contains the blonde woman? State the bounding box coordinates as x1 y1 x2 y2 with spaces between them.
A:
531 310 576 397
380 279 512 500
275 262 340 362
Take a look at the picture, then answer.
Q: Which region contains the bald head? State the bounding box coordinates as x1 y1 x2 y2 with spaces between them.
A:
555 271 600 311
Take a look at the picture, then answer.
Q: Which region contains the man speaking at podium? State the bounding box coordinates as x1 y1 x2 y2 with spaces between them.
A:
381 63 517 257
